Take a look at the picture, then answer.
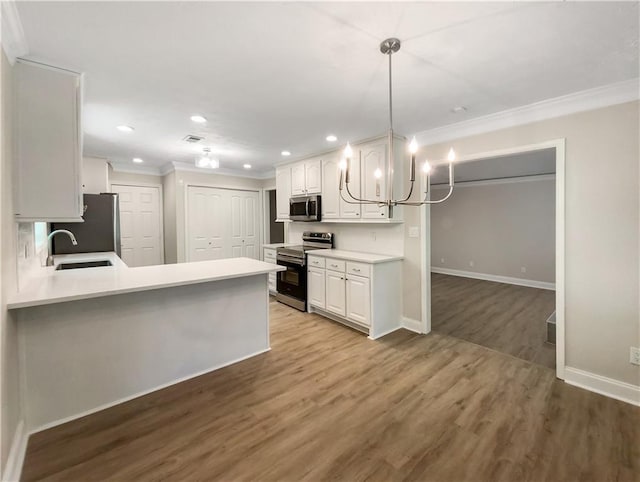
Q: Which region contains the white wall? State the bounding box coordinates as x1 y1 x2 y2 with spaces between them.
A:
430 177 555 283
162 172 177 264
404 100 639 388
82 156 108 194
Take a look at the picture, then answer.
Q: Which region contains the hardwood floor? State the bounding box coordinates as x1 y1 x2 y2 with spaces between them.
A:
22 300 638 481
432 273 556 369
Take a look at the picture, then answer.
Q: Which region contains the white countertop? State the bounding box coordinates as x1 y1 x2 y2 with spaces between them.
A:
262 243 296 249
8 252 285 309
307 249 403 264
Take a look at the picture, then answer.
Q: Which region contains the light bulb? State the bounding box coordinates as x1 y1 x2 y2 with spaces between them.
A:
374 168 382 179
422 161 431 174
339 159 348 171
409 137 418 154
448 148 456 162
344 142 353 158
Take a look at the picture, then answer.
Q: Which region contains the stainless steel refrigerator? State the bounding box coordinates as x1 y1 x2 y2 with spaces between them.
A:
51 193 121 256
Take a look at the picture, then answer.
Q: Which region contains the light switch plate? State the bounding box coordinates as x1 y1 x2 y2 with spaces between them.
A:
409 226 419 238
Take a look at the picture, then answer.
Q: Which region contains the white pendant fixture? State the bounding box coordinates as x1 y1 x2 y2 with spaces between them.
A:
195 148 219 169
339 38 457 218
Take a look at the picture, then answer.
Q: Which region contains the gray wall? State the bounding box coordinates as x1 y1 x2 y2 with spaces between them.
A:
431 178 555 283
1 49 20 473
403 100 639 387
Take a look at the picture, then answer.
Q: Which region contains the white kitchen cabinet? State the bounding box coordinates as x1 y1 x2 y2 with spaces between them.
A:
14 59 83 221
263 247 277 294
291 158 322 196
346 274 371 326
307 267 326 309
325 270 346 317
360 142 388 219
307 251 403 339
275 167 291 220
339 153 362 219
321 157 340 219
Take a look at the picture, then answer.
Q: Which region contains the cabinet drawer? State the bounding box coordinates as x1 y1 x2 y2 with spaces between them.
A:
325 258 346 273
264 248 276 261
308 256 325 269
346 261 370 278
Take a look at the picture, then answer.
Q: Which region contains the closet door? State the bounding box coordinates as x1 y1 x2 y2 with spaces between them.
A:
229 190 259 259
187 186 229 261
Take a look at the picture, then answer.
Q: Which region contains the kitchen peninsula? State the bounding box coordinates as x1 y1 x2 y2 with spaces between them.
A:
9 253 284 432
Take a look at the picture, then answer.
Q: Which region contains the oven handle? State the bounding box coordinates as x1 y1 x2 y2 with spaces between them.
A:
277 255 305 267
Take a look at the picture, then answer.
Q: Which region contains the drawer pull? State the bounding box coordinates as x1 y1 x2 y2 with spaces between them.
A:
352 268 360 272
331 264 338 268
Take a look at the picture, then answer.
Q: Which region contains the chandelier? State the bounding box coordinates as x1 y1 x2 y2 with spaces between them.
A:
195 147 220 169
339 38 456 218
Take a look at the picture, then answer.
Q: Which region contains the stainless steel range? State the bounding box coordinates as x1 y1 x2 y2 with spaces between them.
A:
276 231 333 311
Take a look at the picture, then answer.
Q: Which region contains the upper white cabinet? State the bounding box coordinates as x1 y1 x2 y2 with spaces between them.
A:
14 60 83 222
321 155 340 219
339 152 362 219
360 142 388 219
275 166 291 220
291 158 322 196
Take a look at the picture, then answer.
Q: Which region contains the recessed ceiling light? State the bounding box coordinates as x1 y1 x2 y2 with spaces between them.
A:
243 164 252 169
326 135 337 142
281 150 291 156
451 106 467 114
132 158 144 163
190 115 207 123
117 125 135 132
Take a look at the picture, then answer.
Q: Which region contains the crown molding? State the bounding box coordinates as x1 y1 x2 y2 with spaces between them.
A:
415 78 640 146
166 161 274 179
109 163 163 176
1 0 28 64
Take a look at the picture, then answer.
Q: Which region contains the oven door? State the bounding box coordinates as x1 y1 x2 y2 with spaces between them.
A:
276 254 306 301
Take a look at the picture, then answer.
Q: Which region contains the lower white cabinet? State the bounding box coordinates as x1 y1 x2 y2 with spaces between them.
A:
325 270 346 317
307 253 402 339
307 267 326 309
263 247 277 294
345 274 370 326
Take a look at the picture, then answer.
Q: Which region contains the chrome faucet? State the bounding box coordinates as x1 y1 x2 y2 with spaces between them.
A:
46 230 78 267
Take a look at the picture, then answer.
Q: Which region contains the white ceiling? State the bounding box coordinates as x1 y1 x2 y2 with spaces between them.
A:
13 1 640 175
430 148 556 185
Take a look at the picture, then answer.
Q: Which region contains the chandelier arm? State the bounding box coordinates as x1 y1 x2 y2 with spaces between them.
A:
341 183 382 205
393 179 415 204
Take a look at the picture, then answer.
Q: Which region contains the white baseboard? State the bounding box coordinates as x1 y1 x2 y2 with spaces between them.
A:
402 317 424 334
431 267 555 291
564 367 640 406
2 420 27 482
30 347 271 435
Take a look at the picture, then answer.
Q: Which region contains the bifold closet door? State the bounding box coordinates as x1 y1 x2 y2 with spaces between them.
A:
187 186 259 262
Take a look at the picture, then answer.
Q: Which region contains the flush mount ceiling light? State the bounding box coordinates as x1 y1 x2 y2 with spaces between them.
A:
190 115 207 123
339 38 457 218
132 158 144 164
281 150 291 156
243 164 252 169
326 135 338 142
117 125 134 132
195 148 219 169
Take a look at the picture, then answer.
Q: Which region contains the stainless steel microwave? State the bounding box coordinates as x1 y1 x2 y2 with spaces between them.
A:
289 195 321 222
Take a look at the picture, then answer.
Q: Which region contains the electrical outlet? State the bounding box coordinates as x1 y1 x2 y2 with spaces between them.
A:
469 260 474 267
630 347 640 366
408 226 419 238
370 231 377 241
521 266 527 273
440 258 445 264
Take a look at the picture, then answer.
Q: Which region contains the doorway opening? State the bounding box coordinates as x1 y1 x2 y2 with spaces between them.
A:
427 145 561 371
266 189 284 244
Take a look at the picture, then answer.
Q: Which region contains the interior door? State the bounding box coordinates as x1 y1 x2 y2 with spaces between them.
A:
187 186 259 261
111 184 163 267
187 186 227 261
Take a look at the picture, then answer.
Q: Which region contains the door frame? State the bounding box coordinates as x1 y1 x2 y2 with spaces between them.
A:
421 138 566 380
184 183 263 263
110 181 165 265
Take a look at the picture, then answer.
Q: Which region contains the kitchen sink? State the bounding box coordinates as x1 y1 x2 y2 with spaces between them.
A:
55 260 113 270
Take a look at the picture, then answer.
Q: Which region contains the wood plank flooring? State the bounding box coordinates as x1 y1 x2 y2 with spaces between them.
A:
432 273 556 369
22 300 638 481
